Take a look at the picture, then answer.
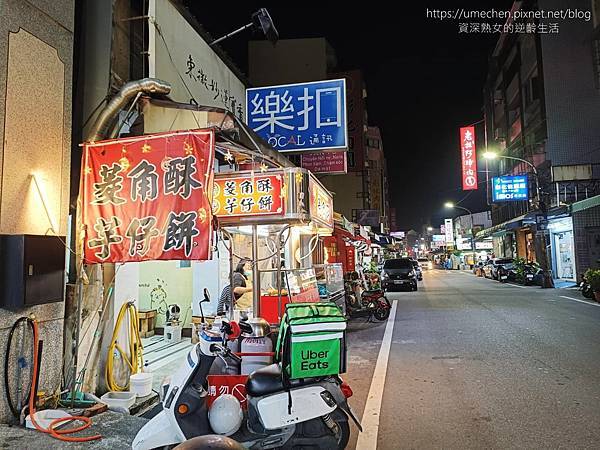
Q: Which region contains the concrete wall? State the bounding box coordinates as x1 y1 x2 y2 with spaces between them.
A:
248 38 329 86
0 0 74 423
539 0 600 166
319 172 364 222
573 205 600 273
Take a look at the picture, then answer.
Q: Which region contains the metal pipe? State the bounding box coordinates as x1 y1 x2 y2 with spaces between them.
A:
87 78 171 143
276 225 292 322
211 22 254 46
252 225 260 317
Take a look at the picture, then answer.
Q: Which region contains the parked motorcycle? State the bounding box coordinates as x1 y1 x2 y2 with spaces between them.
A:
344 279 391 321
522 263 542 286
133 289 361 450
497 266 510 283
580 274 594 299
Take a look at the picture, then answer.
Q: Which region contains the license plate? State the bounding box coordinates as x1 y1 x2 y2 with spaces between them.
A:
501 275 508 280
393 280 405 284
527 275 533 279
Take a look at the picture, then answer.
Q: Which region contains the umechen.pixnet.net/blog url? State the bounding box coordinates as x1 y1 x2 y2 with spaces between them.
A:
425 8 592 34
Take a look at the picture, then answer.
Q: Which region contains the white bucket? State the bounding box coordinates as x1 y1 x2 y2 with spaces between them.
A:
26 409 73 430
129 372 153 397
100 391 136 409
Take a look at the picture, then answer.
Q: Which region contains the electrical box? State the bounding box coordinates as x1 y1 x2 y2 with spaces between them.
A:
0 234 66 309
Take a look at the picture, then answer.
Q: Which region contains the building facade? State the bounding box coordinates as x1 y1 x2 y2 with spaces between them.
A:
0 0 74 423
248 38 391 231
482 0 600 280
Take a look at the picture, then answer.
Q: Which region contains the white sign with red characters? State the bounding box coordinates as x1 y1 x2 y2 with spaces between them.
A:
460 126 478 191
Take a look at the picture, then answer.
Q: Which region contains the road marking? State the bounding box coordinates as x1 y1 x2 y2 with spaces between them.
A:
559 295 600 307
355 299 398 450
507 283 528 289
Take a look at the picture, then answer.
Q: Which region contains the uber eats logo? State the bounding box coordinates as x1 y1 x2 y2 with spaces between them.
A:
300 349 330 370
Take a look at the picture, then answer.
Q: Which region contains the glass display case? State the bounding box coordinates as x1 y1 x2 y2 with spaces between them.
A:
258 268 320 323
314 263 344 300
314 263 346 314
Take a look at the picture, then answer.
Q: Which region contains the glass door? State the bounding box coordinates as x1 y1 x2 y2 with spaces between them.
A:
555 231 575 280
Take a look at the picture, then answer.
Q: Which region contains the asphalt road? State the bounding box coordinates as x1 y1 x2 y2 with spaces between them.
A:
345 269 600 450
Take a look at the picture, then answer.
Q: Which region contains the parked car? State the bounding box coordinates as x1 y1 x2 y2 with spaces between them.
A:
473 261 486 276
410 259 423 281
381 258 418 291
483 258 515 280
417 257 432 270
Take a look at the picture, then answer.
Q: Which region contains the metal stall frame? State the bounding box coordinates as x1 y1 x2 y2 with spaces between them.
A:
214 167 334 322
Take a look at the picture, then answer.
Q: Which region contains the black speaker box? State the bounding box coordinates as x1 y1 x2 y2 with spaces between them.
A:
0 234 66 309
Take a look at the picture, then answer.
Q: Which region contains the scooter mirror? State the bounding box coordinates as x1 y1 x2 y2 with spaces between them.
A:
202 287 210 303
239 322 253 335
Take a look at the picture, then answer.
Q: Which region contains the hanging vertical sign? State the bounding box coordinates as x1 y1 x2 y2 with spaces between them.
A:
444 218 454 245
81 129 215 263
460 126 477 190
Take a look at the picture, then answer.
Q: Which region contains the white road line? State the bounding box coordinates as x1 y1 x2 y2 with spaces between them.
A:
559 295 600 307
355 299 398 450
506 283 528 289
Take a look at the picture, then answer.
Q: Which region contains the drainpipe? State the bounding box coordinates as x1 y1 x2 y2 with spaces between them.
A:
70 78 171 395
87 78 171 142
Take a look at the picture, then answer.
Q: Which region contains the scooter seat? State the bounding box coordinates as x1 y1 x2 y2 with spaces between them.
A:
245 364 315 397
362 290 383 297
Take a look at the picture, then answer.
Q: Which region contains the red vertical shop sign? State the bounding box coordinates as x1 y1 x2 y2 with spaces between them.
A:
460 126 477 190
80 129 215 263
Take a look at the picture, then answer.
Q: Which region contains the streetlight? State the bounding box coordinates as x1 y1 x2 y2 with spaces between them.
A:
445 202 475 261
482 151 553 288
483 151 540 204
427 226 433 232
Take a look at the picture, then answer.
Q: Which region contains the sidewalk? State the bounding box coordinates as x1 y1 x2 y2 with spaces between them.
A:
0 411 148 449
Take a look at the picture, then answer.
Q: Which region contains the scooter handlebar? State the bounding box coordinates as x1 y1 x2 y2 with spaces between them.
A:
209 343 243 363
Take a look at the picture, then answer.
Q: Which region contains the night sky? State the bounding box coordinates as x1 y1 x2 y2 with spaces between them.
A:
190 1 515 231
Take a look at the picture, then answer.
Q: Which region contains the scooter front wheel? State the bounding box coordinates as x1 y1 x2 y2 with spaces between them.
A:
373 304 391 321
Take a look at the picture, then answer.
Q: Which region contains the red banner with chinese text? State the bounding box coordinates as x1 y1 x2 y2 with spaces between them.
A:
460 126 478 190
80 129 215 263
212 173 284 218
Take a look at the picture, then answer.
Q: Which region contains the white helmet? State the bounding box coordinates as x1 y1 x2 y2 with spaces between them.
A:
208 394 243 436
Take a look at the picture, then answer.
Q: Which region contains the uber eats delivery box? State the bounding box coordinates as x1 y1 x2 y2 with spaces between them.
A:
276 302 347 379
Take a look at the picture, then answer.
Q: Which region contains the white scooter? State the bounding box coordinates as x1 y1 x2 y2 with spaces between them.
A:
132 289 361 450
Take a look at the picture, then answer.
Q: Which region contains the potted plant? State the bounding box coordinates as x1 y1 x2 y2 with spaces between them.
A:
584 269 600 302
513 257 527 284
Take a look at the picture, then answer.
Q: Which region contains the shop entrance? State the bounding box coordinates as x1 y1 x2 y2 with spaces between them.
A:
554 230 575 280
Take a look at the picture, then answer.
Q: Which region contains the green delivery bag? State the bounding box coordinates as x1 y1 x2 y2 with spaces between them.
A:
276 302 347 380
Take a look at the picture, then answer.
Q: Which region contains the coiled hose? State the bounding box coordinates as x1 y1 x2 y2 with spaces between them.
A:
105 301 143 391
4 317 34 419
28 318 101 442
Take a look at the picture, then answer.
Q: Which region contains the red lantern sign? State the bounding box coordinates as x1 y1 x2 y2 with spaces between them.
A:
80 129 215 263
460 126 478 191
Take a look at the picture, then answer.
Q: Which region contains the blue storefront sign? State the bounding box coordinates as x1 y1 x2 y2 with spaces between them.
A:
246 79 347 153
492 175 529 202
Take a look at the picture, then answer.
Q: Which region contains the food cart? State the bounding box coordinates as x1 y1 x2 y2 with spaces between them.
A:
213 167 334 324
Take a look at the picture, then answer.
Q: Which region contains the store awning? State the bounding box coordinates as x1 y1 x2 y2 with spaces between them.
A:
476 213 528 239
570 194 600 213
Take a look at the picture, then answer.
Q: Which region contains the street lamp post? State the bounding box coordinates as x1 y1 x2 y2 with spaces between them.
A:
483 152 554 288
444 202 475 265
